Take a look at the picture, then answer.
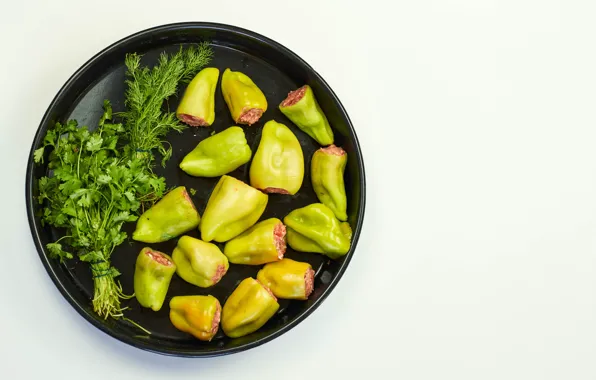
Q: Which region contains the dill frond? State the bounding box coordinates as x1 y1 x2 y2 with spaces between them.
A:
121 42 214 167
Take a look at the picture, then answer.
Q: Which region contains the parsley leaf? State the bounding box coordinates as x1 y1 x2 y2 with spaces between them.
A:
97 174 112 185
86 135 103 152
113 211 137 223
47 243 73 262
80 250 104 262
34 147 45 163
59 179 82 194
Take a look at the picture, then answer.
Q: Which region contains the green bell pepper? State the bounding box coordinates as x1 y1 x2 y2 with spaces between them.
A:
256 258 315 300
249 120 304 195
133 247 176 311
221 277 279 338
172 235 229 288
199 175 268 243
132 186 201 243
176 67 220 127
221 68 268 125
169 295 221 341
311 145 348 221
279 85 334 146
223 218 286 265
179 126 252 177
283 203 352 259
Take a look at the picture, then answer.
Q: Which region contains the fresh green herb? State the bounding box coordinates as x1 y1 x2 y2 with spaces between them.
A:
33 43 214 324
189 188 197 196
34 100 166 320
121 42 214 167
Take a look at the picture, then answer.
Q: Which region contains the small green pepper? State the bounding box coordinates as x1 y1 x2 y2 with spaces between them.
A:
176 67 220 127
256 258 315 300
132 186 201 243
249 120 304 195
172 235 229 288
221 278 279 338
311 145 348 221
134 247 176 311
221 68 268 125
284 203 352 259
279 85 334 146
169 295 221 341
223 218 286 265
179 126 252 177
200 175 269 243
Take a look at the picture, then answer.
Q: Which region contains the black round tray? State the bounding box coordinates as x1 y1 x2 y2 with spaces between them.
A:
25 22 366 357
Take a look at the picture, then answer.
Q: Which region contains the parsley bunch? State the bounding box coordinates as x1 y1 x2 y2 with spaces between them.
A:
34 100 166 320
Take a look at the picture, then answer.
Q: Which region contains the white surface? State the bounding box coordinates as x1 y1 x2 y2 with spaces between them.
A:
2 0 596 378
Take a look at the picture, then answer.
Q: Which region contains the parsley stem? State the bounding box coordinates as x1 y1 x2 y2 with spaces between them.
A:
53 235 73 244
76 141 83 179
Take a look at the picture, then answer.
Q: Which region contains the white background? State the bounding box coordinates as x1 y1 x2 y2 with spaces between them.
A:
1 0 595 378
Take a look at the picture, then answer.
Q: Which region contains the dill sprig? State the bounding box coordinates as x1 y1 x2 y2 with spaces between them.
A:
121 42 213 166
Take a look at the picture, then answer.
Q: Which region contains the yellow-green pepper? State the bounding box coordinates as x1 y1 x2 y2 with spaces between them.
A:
169 295 221 341
133 247 176 311
132 186 201 243
311 145 348 221
284 203 352 259
256 258 315 300
223 218 286 265
179 126 252 177
172 235 229 288
200 175 268 243
249 120 304 195
221 278 279 338
221 68 268 125
279 85 334 146
176 67 220 127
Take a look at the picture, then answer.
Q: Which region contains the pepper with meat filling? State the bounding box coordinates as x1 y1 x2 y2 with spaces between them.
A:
172 235 229 288
221 277 279 338
279 85 334 146
249 120 304 195
169 295 221 341
257 258 315 300
284 203 352 259
221 68 268 125
223 218 286 265
133 247 176 311
311 145 348 221
199 175 268 243
132 186 201 243
176 67 219 127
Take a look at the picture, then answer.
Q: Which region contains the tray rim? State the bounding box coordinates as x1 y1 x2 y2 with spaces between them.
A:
25 21 366 357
